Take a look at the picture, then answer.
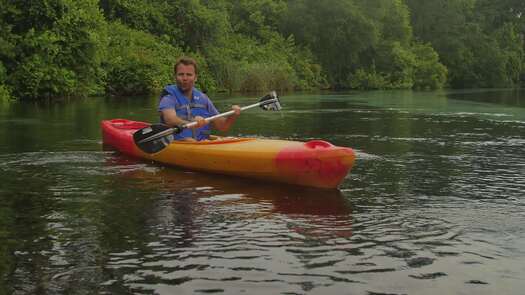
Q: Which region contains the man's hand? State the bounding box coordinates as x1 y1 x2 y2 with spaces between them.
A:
193 116 207 128
209 105 241 132
232 105 241 117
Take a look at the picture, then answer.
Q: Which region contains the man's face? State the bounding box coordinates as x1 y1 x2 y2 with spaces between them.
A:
175 64 197 93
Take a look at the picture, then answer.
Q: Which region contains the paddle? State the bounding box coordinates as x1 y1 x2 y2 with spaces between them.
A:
133 91 282 153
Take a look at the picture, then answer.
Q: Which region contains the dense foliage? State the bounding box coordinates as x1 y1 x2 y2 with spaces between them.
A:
0 0 523 100
406 0 524 88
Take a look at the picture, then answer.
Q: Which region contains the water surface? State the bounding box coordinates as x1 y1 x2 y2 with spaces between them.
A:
1 89 524 294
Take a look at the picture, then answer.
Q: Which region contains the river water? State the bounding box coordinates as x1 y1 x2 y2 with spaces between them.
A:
1 90 524 294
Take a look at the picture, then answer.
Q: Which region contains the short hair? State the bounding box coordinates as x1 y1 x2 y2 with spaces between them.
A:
174 57 198 75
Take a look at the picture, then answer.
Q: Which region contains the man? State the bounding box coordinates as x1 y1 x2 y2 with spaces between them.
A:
158 57 241 141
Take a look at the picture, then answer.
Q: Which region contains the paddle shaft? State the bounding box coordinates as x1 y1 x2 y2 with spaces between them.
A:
137 97 279 144
184 98 279 129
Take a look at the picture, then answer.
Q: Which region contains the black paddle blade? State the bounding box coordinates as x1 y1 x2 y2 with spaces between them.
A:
259 91 282 111
133 124 178 154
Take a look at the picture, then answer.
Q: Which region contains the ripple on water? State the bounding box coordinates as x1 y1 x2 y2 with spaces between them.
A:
2 122 525 294
99 185 357 294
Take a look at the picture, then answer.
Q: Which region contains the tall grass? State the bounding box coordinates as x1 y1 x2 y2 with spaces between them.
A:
0 85 11 101
214 62 296 93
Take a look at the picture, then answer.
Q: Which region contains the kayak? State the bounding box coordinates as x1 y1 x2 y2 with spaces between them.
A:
101 119 356 189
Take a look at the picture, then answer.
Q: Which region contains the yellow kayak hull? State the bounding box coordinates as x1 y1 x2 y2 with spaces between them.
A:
102 119 356 189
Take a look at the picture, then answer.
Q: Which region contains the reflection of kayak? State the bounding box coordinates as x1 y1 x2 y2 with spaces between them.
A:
101 119 356 189
105 156 353 239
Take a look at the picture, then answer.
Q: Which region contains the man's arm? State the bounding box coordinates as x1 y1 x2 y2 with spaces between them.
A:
161 109 207 128
211 105 241 132
160 109 188 127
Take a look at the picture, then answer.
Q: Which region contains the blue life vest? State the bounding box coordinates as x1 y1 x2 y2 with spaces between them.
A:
158 85 218 141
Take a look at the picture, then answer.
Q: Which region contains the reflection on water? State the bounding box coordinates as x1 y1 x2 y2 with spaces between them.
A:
1 90 525 294
446 88 525 107
101 159 355 294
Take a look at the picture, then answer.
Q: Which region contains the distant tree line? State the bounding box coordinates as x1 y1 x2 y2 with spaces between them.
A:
0 0 523 100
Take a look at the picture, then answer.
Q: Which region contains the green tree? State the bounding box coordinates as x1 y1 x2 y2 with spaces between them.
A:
1 0 107 100
281 0 379 87
103 22 185 95
200 0 323 92
0 62 11 100
476 0 525 29
406 0 524 88
100 0 230 50
225 0 287 41
100 0 174 34
412 43 448 89
282 0 446 89
0 0 15 99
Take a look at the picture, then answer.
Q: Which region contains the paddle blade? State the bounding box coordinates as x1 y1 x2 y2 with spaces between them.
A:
133 124 177 154
259 91 282 111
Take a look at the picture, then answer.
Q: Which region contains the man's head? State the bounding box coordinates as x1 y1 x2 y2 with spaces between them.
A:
174 57 198 95
174 57 198 75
